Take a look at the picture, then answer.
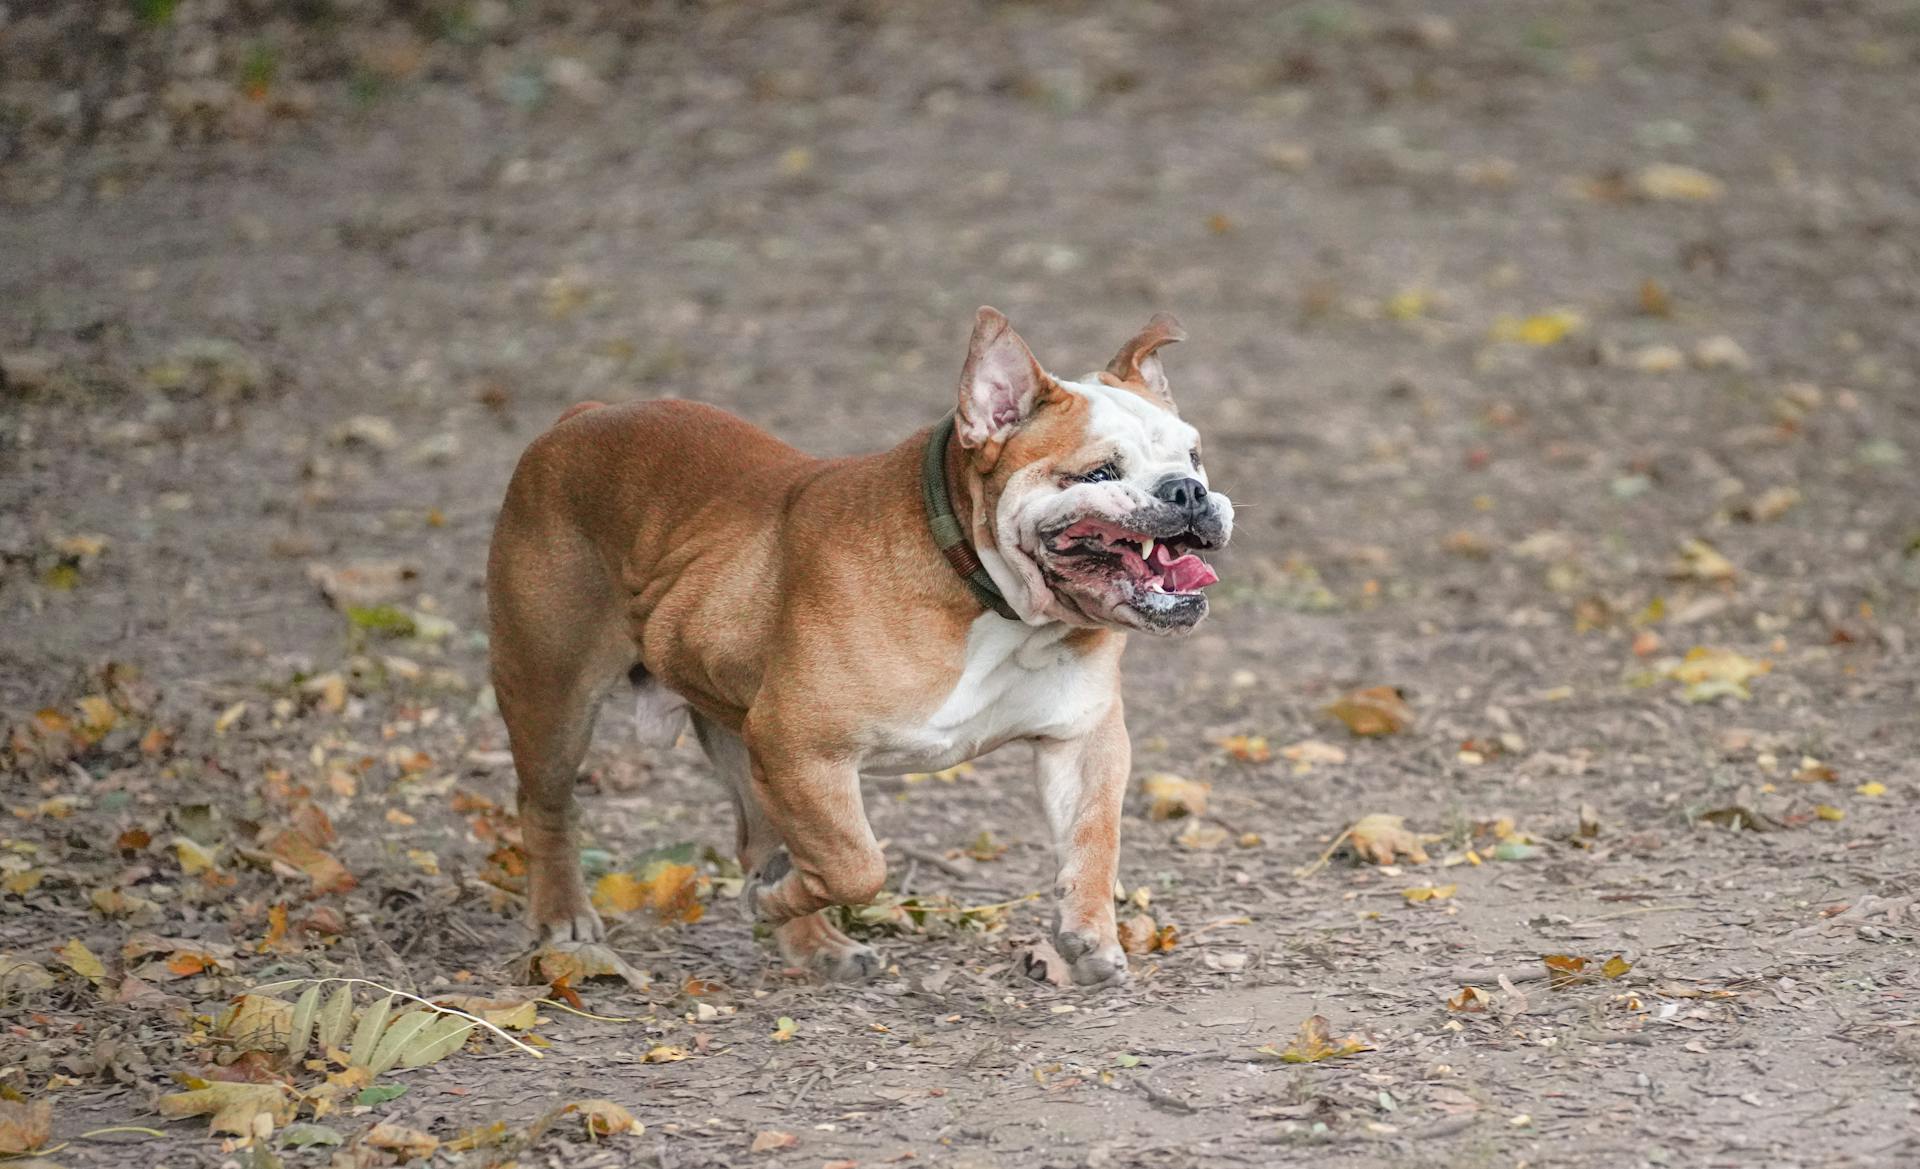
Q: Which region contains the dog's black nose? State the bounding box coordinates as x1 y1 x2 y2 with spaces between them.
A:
1154 476 1210 519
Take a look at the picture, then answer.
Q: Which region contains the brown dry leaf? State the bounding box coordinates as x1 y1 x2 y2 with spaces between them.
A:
1325 686 1412 736
1141 773 1209 820
0 954 54 994
530 942 651 991
1346 814 1430 865
752 1130 799 1153
432 992 541 1031
1447 985 1492 1012
591 861 705 924
220 994 294 1051
1279 738 1347 772
1116 914 1178 955
366 1122 440 1158
156 1082 293 1136
1544 954 1590 989
0 1099 51 1154
262 824 355 894
562 1099 641 1138
1269 1014 1371 1063
1697 804 1785 832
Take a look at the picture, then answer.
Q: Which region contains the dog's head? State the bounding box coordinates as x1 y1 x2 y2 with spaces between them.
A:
953 306 1233 635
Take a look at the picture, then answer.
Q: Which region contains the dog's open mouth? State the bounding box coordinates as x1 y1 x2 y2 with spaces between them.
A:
1045 517 1220 596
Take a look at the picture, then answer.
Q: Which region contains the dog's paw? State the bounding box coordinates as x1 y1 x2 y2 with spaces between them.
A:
1054 929 1130 988
776 912 882 983
536 908 606 945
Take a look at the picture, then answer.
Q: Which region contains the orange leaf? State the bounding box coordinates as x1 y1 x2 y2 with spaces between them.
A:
1325 686 1413 736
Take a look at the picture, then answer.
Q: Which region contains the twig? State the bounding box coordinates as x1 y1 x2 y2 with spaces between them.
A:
1569 905 1692 927
539 998 638 1023
1292 827 1353 880
891 844 974 879
1139 1050 1236 1113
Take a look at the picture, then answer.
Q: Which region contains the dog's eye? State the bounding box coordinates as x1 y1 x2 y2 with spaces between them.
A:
1189 448 1202 469
1077 462 1122 484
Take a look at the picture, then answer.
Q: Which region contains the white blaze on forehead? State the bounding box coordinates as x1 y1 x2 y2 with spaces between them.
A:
1060 379 1205 484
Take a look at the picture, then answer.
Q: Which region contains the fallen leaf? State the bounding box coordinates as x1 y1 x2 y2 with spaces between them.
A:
1117 914 1177 955
55 938 108 985
752 1130 799 1153
279 1122 344 1149
1402 884 1456 903
1270 1015 1371 1063
1857 782 1887 798
563 1099 641 1137
771 1016 797 1042
1220 734 1272 763
644 1044 690 1063
1175 821 1231 850
1325 686 1412 736
1490 310 1583 346
530 942 650 991
1815 804 1845 822
0 954 54 994
1635 163 1725 202
1671 538 1736 583
366 1122 439 1158
592 860 705 924
0 1099 51 1154
1602 955 1633 980
1141 773 1209 820
1447 986 1491 1012
1669 646 1771 702
1280 738 1347 771
156 1082 293 1136
220 994 294 1051
1346 814 1430 865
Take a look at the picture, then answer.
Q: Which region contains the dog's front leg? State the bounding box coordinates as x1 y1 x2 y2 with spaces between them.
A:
1034 701 1130 987
740 738 889 930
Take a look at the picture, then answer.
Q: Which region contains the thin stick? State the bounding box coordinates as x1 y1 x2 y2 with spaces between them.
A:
539 998 638 1023
246 976 544 1060
1293 827 1353 880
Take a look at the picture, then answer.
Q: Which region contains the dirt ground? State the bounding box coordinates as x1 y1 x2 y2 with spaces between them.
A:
4 2 1920 1166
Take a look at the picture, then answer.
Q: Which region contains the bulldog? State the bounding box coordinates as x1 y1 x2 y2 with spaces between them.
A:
486 307 1233 986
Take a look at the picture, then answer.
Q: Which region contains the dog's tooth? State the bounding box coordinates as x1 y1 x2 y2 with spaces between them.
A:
1140 537 1155 561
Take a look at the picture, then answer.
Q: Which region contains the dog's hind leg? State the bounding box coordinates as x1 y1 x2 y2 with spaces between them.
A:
691 714 882 982
488 515 629 946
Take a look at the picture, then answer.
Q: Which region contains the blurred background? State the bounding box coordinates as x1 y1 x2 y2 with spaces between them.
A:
5 4 1920 1164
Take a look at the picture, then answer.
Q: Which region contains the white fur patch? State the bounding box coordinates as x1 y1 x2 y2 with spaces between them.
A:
632 678 690 747
863 614 1113 774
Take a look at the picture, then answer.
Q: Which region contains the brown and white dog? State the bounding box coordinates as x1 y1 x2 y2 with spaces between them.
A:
486 307 1232 986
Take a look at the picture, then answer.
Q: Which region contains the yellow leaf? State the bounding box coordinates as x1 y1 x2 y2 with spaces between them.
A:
3 869 44 895
1347 813 1430 865
156 1082 293 1137
1402 884 1457 903
214 700 250 734
1669 646 1771 702
172 837 218 876
1325 686 1413 736
592 861 705 924
1272 1014 1370 1063
55 938 107 985
1602 955 1632 980
771 1016 797 1042
1175 821 1231 851
1634 163 1725 202
563 1099 641 1137
1857 782 1887 797
1141 773 1209 820
643 1045 689 1063
1815 804 1845 821
220 994 294 1051
406 849 440 876
75 695 118 734
1672 538 1736 583
1490 309 1583 346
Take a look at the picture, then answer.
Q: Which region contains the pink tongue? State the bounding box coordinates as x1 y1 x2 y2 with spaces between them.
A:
1157 551 1218 592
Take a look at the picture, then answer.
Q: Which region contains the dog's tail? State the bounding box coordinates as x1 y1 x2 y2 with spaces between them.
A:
554 400 607 425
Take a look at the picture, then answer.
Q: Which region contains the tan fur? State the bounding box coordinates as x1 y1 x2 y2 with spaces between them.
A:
487 309 1194 984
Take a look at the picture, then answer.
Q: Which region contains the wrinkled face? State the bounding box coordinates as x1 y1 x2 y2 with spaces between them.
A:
984 380 1234 634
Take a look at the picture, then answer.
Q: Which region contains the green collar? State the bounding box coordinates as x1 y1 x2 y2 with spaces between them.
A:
921 414 1022 621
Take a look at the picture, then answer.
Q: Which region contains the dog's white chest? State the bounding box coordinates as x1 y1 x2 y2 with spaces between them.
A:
863 616 1112 774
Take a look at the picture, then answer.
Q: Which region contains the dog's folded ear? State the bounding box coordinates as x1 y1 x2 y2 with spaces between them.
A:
1102 312 1186 411
956 306 1059 450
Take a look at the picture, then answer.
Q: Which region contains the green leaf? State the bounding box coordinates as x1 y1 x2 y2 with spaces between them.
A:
345 605 416 638
348 993 393 1068
368 1009 436 1075
279 1122 343 1148
314 985 354 1053
354 1082 408 1108
287 983 320 1059
398 1014 476 1069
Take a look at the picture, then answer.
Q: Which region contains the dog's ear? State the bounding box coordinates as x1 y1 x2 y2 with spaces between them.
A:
1101 312 1186 411
956 306 1058 449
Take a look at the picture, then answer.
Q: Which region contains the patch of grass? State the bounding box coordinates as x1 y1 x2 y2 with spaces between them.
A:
132 0 178 26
